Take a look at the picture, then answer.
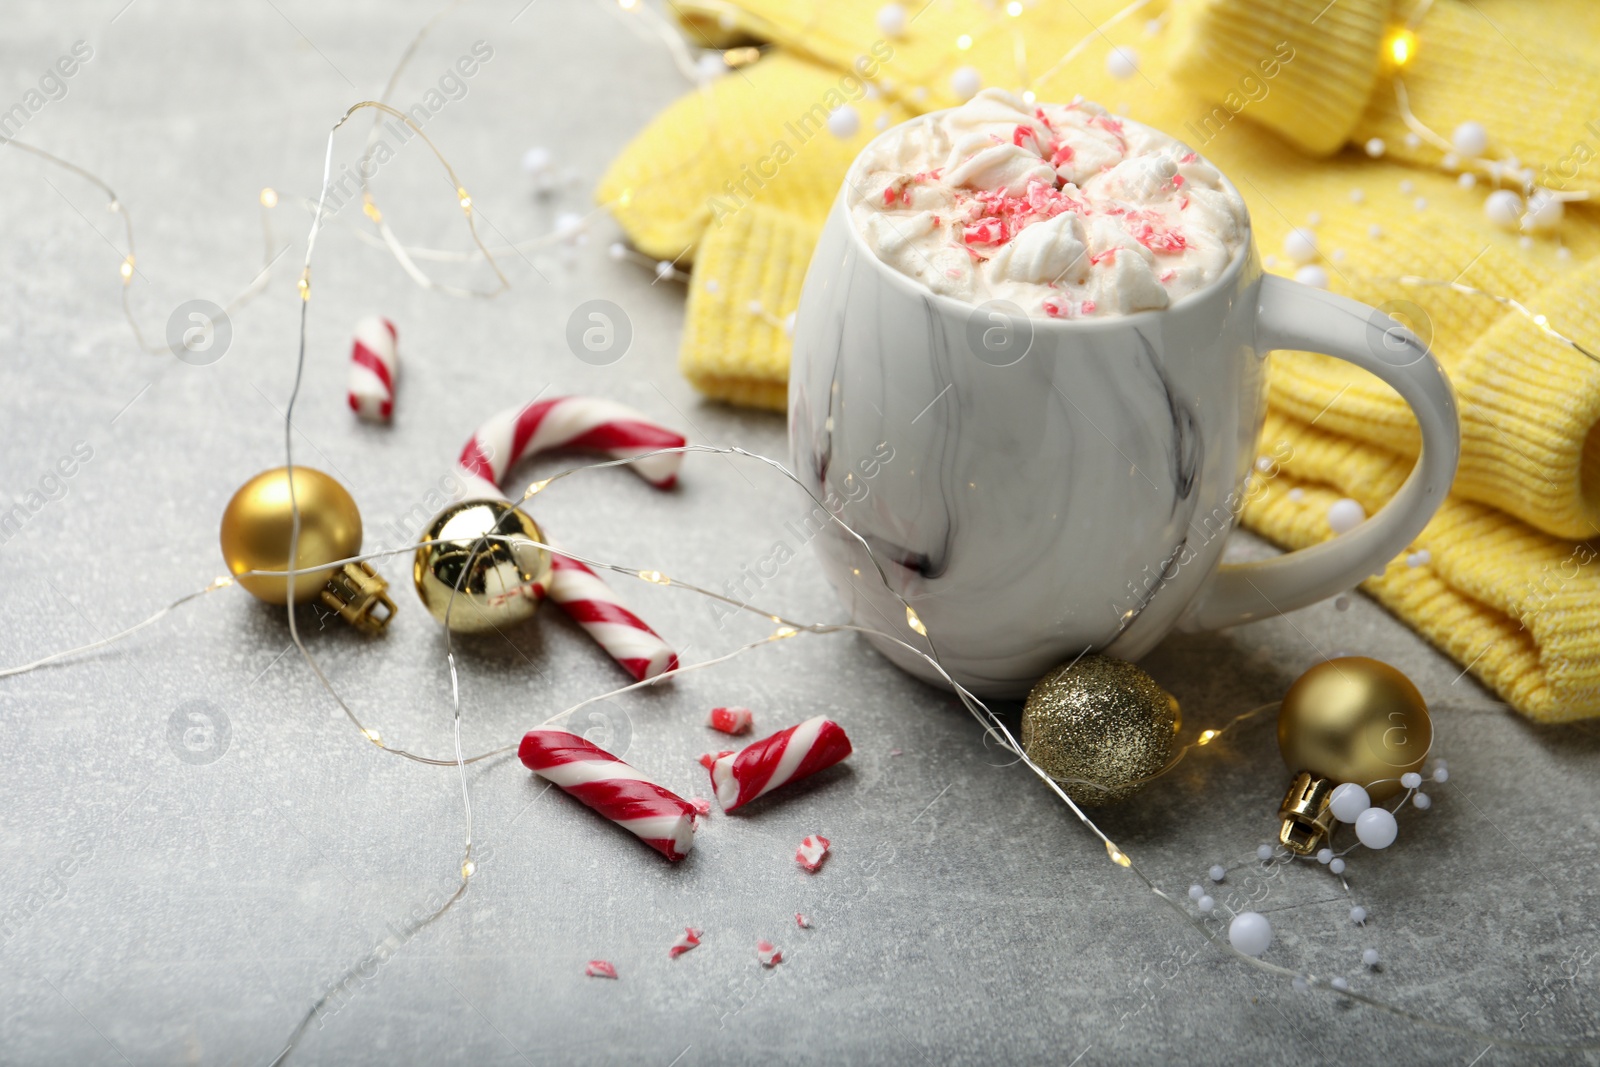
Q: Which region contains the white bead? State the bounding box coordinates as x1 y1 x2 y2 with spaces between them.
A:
521 146 552 174
1263 254 1279 269
1022 90 1037 105
1363 948 1380 967
1558 246 1573 261
1331 248 1347 262
1283 227 1318 265
1332 977 1350 991
827 105 861 139
1458 172 1477 190
1519 235 1534 250
1355 806 1399 849
1330 858 1346 874
1229 912 1273 956
1350 906 1368 924
1257 844 1274 861
1335 595 1351 611
1327 497 1366 534
1288 488 1305 502
1198 894 1215 913
1316 848 1333 865
1404 133 1421 150
1106 46 1139 80
875 114 891 131
1329 782 1371 822
655 260 675 280
1400 772 1422 789
1406 549 1430 567
1442 152 1459 170
1209 864 1226 883
1414 197 1428 212
1453 121 1489 157
1306 211 1322 226
607 242 627 261
1365 138 1385 158
1524 189 1564 232
1413 792 1432 809
1433 767 1449 783
1485 189 1523 230
1294 265 1329 289
1399 179 1415 195
1189 883 1204 901
1349 188 1365 204
696 52 726 82
1368 223 1383 239
875 3 908 37
951 66 982 101
704 278 720 293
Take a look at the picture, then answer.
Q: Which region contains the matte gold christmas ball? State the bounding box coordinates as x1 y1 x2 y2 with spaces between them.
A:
413 500 553 633
1278 656 1431 801
220 467 362 604
1021 655 1181 806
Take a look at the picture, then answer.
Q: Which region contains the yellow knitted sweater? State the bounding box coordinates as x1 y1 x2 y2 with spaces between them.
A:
600 0 1600 722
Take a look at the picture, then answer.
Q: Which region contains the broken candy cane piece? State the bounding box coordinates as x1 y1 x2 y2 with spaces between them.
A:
347 316 398 422
669 928 703 959
698 750 735 771
710 716 853 812
708 706 754 735
586 960 618 979
688 797 712 817
795 834 832 872
757 940 783 967
520 729 697 861
795 913 811 929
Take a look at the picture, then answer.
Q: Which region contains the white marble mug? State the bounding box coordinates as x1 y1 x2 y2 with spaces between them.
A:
788 121 1460 699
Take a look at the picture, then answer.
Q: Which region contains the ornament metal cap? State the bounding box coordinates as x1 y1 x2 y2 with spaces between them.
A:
320 561 397 635
1277 771 1336 855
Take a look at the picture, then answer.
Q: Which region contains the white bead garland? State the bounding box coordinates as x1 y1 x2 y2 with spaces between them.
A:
1355 807 1398 849
1452 121 1488 157
1329 782 1370 822
1484 189 1523 231
1327 497 1366 534
875 3 907 37
1229 912 1273 956
1283 227 1318 266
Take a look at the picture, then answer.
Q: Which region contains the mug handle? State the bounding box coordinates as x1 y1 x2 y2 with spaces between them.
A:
1179 274 1460 632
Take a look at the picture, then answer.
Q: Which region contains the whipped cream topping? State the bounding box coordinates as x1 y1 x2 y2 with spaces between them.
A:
848 90 1249 318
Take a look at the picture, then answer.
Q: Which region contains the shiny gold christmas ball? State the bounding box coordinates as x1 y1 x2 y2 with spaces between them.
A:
1021 655 1181 806
413 500 553 633
220 467 363 604
1278 656 1431 801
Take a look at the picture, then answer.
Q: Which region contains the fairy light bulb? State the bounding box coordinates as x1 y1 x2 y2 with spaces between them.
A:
956 34 973 50
905 605 927 635
259 187 279 208
1005 1 1023 15
1105 840 1131 867
1386 28 1416 66
639 570 669 585
297 269 311 301
1197 728 1220 745
362 194 383 223
119 256 134 281
457 186 472 213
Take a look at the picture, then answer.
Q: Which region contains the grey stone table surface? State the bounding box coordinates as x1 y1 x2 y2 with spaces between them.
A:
2 3 1598 1065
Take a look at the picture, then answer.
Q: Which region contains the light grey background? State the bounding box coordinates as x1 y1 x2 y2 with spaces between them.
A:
1 2 1597 1064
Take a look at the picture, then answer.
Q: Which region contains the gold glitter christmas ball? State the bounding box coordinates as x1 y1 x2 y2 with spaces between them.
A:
1021 655 1181 805
413 499 553 633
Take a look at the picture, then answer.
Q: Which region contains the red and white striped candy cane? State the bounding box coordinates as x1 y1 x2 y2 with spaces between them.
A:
520 728 697 861
347 316 398 422
456 395 686 498
453 395 684 681
710 716 853 813
548 554 679 681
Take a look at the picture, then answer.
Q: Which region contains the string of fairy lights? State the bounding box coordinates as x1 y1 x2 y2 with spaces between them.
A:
2 0 1597 1057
